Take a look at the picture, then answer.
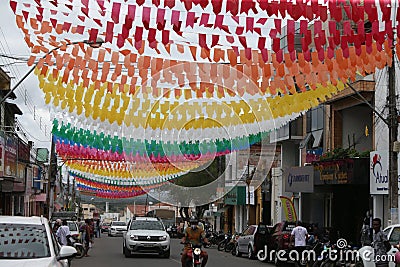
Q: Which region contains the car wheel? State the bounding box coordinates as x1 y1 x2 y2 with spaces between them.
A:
163 249 170 258
235 244 242 257
248 246 254 260
123 244 131 258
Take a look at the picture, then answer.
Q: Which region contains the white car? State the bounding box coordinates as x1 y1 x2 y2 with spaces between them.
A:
123 217 170 258
108 221 127 237
0 216 77 267
358 224 400 267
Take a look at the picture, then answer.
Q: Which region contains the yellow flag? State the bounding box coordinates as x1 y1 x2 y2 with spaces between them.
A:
280 196 297 222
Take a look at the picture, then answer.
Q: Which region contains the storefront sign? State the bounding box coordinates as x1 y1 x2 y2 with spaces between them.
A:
370 151 400 194
314 158 369 185
224 185 246 205
4 134 17 177
284 166 314 192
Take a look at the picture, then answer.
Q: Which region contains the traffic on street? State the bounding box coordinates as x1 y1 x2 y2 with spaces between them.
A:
74 235 272 267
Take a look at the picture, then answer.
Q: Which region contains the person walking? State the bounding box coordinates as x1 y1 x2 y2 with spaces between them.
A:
95 219 101 238
372 218 390 267
83 219 93 257
56 219 71 246
290 221 309 263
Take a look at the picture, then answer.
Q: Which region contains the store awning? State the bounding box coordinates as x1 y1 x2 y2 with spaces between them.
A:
5 102 22 115
312 130 323 148
299 133 312 149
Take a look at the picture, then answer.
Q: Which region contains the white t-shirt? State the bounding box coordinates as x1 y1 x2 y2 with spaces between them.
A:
291 226 308 247
56 225 71 246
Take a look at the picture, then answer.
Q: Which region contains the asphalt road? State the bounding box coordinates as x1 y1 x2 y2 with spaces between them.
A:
72 234 276 267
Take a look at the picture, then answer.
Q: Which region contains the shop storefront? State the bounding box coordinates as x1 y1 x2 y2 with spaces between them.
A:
309 158 370 244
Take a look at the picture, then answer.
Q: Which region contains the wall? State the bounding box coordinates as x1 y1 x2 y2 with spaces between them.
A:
341 105 373 151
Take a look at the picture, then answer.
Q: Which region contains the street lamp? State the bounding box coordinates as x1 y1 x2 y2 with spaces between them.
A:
0 38 104 105
0 38 107 219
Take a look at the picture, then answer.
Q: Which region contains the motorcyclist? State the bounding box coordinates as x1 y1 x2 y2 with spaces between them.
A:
181 216 209 267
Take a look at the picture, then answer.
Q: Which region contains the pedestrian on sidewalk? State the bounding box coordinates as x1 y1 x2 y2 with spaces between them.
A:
372 218 390 267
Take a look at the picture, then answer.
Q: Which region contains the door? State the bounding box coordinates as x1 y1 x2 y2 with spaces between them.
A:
239 227 250 252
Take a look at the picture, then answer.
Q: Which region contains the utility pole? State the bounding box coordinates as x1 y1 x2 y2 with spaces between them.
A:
388 49 398 225
66 171 70 211
46 136 56 219
72 178 76 213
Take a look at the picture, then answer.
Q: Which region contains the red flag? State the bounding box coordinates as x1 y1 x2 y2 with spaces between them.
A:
186 12 195 27
142 7 151 29
111 2 121 24
215 15 223 29
212 0 222 14
200 13 209 26
246 17 254 32
106 21 114 43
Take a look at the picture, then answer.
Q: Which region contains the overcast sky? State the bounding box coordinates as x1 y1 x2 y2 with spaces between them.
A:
0 1 52 150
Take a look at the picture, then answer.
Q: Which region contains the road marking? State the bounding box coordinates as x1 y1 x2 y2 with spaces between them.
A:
170 258 181 264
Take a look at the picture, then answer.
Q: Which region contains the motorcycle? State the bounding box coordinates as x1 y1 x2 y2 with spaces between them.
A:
217 233 232 251
225 233 240 253
183 242 205 267
68 235 85 259
204 231 225 248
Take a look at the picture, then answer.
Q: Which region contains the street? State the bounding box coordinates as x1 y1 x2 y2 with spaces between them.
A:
72 235 276 267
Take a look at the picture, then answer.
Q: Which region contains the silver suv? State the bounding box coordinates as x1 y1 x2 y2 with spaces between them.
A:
123 217 170 258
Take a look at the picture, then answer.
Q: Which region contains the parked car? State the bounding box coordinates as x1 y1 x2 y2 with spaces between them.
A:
358 224 400 267
269 221 296 250
108 221 127 237
234 223 272 259
0 216 77 267
101 222 111 233
122 217 170 258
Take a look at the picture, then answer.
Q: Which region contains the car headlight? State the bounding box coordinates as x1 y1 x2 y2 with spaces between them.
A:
130 235 139 240
194 248 201 255
159 235 167 241
111 228 115 230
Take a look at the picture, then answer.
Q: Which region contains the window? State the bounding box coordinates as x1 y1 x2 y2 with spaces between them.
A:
130 221 164 231
112 222 126 227
248 226 256 235
0 223 51 259
67 221 77 231
242 227 250 236
49 225 60 255
389 227 400 244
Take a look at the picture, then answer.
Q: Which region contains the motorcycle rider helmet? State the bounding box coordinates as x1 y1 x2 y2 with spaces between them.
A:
189 216 199 230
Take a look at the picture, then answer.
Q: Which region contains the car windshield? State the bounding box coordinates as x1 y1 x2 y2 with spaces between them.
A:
112 222 126 226
130 221 164 231
0 223 51 259
68 222 77 231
